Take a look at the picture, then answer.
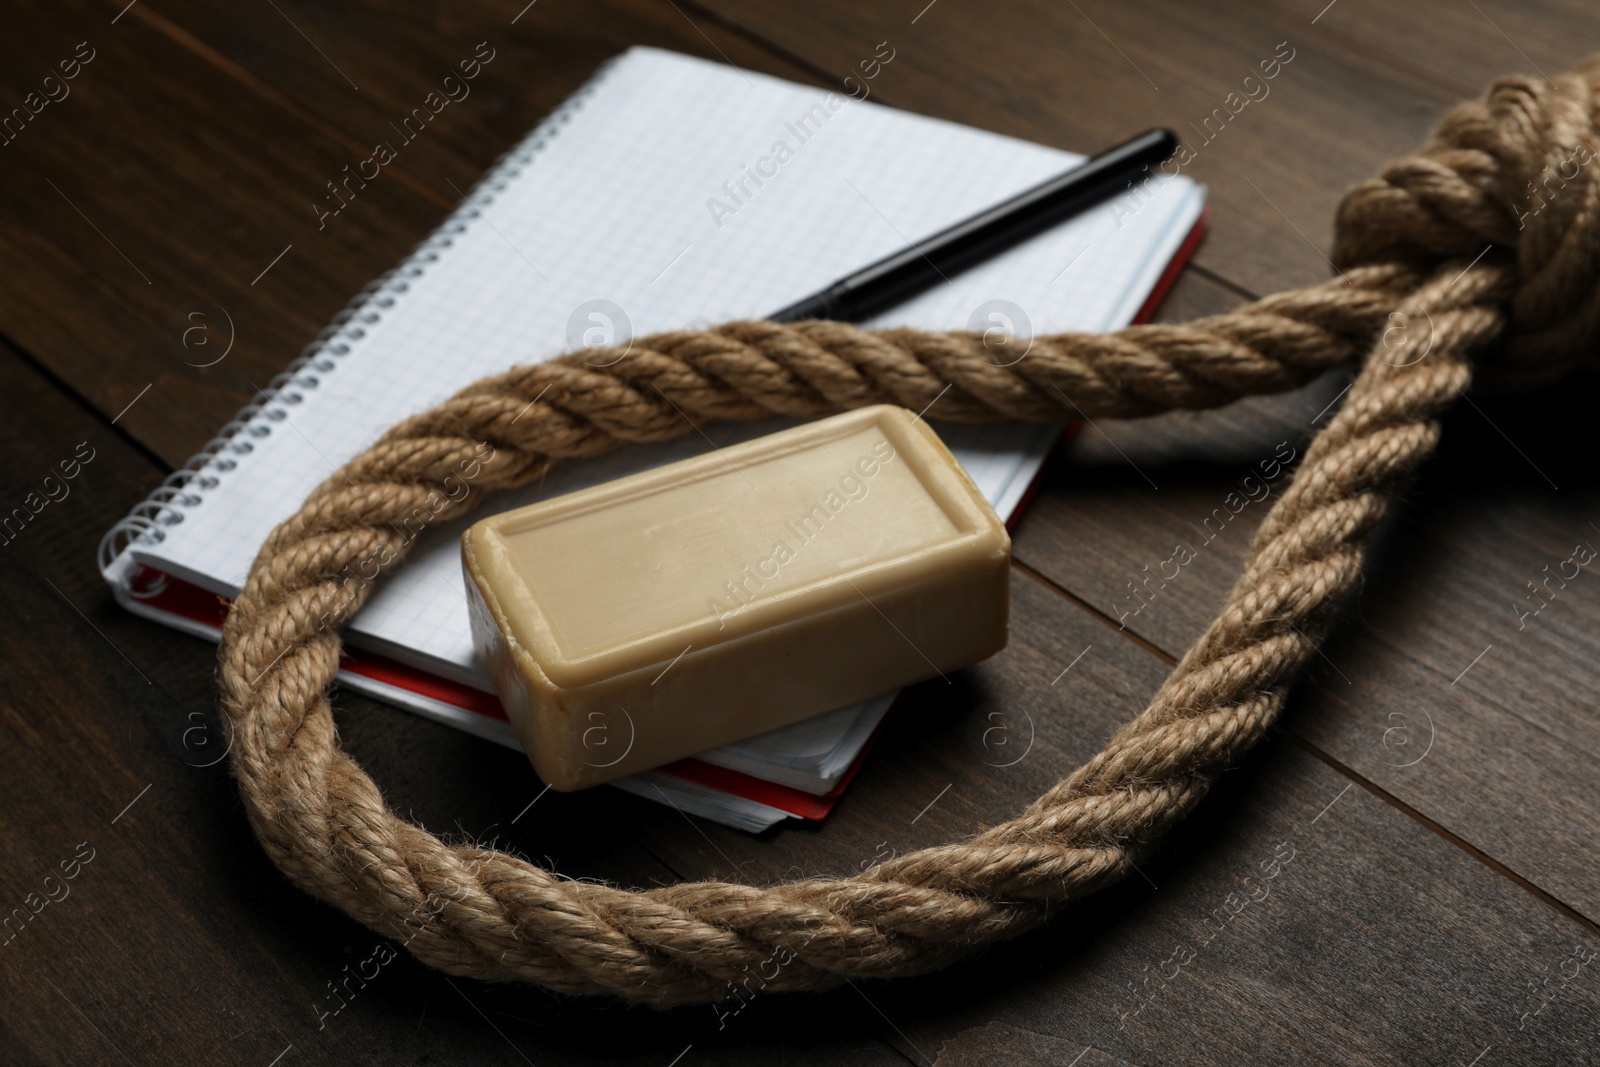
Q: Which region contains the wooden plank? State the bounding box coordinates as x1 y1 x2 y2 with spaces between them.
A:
691 0 1512 297
1285 389 1600 922
0 340 907 1064
882 734 1600 1067
1006 277 1600 931
0 0 819 470
131 0 825 196
0 1 442 468
630 545 1600 1066
669 0 1600 929
7 0 1598 1061
1287 0 1593 98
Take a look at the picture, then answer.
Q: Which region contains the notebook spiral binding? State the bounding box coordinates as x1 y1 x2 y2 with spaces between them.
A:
97 57 622 588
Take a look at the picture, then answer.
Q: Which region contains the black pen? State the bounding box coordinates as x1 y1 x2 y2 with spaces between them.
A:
768 128 1178 324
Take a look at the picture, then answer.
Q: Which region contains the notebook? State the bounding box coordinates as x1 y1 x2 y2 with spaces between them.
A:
99 47 1207 832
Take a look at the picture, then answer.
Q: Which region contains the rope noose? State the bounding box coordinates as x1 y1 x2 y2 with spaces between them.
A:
217 63 1595 1005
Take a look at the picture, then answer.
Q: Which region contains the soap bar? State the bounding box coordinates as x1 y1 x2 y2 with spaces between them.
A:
461 404 1010 791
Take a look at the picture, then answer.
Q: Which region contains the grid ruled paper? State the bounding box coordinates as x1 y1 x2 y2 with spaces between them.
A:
110 47 1204 804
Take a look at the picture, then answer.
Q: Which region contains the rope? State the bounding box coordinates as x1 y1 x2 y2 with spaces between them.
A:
217 60 1594 1006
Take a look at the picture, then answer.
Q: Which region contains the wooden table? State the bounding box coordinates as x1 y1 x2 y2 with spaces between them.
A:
3 2 1598 1064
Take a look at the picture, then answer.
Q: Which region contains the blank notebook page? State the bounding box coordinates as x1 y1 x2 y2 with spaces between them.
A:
123 46 1203 690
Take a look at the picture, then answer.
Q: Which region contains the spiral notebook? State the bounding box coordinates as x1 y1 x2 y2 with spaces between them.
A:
99 47 1207 831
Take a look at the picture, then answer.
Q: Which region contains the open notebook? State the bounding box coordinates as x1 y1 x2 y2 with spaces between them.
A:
100 47 1206 832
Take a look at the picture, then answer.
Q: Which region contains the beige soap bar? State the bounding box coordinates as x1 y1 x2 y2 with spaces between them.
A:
462 404 1010 791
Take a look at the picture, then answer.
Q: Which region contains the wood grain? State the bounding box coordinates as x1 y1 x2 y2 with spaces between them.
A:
0 0 438 466
636 562 1600 1066
0 0 818 469
3 0 1599 1064
1009 315 1600 931
695 0 1490 295
879 730 1600 1067
133 0 824 197
0 339 910 1064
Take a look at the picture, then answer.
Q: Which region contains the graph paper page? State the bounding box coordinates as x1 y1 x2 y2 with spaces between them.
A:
126 46 1203 702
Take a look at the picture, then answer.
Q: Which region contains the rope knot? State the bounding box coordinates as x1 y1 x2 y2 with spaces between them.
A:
1333 60 1600 389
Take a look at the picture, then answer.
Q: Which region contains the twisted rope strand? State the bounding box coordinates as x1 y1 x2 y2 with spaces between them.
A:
216 60 1594 1006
